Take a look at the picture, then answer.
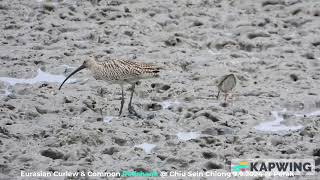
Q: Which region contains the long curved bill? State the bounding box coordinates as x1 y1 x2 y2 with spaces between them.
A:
59 64 85 90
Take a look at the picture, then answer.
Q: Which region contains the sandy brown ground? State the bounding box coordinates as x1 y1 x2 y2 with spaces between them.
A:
0 0 320 179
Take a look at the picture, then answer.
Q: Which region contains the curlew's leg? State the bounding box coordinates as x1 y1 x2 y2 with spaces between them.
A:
128 83 135 109
216 90 220 99
128 83 141 117
119 85 125 116
224 93 228 102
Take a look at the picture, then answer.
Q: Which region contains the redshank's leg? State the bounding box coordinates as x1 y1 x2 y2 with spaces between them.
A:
216 90 220 99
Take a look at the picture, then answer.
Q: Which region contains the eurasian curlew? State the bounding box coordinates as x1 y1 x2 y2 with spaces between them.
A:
216 74 237 102
59 56 161 116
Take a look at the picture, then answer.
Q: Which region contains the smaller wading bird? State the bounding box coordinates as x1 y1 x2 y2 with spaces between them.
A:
216 74 237 102
59 56 161 117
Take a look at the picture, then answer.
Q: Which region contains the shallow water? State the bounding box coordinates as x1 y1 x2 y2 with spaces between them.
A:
255 110 303 134
176 132 200 141
0 69 75 96
134 143 156 154
0 69 71 85
255 99 320 134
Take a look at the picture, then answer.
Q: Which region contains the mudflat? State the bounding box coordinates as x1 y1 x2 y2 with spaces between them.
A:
0 0 319 179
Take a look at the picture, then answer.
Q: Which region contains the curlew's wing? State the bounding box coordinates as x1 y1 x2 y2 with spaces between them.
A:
117 60 160 76
99 59 161 81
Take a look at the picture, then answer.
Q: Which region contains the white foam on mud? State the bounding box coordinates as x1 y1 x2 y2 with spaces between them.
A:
103 116 116 124
161 100 180 109
255 110 303 134
0 69 75 96
135 143 156 154
176 132 200 141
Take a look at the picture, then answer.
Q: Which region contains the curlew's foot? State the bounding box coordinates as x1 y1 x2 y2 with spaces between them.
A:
128 106 141 118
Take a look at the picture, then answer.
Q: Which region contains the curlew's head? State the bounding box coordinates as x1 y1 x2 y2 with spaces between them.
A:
84 55 98 69
58 56 97 90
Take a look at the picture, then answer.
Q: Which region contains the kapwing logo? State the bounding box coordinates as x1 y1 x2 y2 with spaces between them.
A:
231 159 315 176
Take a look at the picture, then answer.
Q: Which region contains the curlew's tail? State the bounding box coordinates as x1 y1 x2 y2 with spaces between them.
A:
143 65 161 78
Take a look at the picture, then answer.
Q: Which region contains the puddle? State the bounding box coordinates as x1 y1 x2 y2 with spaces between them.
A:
161 100 180 110
0 69 73 86
103 116 116 124
176 132 200 141
289 101 320 118
255 100 320 134
255 110 303 134
284 100 320 115
135 143 156 154
295 111 320 118
0 69 76 96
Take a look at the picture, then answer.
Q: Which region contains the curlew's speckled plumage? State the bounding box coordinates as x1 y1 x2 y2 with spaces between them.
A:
89 58 160 83
59 56 161 116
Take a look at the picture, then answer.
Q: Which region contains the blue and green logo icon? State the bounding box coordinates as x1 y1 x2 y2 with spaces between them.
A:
232 161 249 172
